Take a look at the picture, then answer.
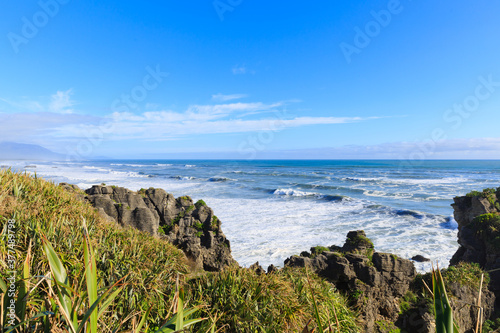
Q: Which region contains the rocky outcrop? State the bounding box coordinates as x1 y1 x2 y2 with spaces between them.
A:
450 188 500 292
285 229 495 333
67 184 237 272
85 185 160 235
285 230 417 332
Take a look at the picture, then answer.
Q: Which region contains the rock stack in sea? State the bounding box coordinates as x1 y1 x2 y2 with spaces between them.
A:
61 183 237 272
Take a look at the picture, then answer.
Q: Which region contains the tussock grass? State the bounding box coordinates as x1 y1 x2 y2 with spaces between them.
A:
187 267 359 332
0 169 188 330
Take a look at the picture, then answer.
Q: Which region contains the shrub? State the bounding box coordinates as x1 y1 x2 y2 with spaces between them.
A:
310 246 329 257
471 213 500 251
211 215 220 230
193 221 204 230
195 199 207 207
466 188 500 210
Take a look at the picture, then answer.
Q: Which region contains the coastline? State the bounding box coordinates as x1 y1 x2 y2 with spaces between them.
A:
2 159 489 272
2 167 498 332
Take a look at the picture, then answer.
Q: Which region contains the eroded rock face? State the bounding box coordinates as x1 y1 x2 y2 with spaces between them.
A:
285 230 417 333
451 190 500 291
448 282 495 333
73 184 237 272
86 185 160 235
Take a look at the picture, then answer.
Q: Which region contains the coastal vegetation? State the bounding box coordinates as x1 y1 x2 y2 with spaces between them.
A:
0 169 359 332
465 187 500 211
2 170 498 332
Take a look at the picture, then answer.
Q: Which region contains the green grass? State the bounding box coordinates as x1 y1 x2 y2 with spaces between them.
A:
399 291 418 314
346 234 374 258
172 211 185 224
442 262 490 289
0 169 188 330
211 215 219 230
193 221 203 231
310 246 329 258
185 205 195 214
375 319 400 333
187 267 359 332
194 199 206 208
483 317 500 332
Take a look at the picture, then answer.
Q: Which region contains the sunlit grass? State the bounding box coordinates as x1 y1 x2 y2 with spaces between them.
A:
0 169 188 331
187 267 359 332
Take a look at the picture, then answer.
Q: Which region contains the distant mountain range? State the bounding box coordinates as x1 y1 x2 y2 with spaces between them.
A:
0 142 64 161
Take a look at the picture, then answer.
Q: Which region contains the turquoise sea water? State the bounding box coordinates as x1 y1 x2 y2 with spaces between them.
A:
4 159 500 271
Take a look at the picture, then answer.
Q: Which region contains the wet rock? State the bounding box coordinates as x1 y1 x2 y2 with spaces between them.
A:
411 255 430 262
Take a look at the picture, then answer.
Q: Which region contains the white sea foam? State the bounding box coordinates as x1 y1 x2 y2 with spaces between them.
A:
208 177 235 182
171 176 196 180
273 188 317 197
111 163 149 167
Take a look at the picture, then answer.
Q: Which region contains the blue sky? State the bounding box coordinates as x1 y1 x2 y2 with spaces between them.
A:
1 0 500 159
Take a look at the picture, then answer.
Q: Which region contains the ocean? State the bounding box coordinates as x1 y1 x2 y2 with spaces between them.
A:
3 159 500 272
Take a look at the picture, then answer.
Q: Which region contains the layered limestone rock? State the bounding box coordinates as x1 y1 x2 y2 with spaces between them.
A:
285 230 495 333
285 230 417 332
64 184 237 272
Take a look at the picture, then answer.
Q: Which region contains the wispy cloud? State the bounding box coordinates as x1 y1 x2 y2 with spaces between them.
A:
212 93 248 102
0 91 386 155
0 89 75 114
0 97 44 112
54 107 373 141
49 89 75 114
232 65 255 75
0 112 100 144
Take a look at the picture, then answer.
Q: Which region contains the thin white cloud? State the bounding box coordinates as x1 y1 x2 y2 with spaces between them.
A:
109 102 284 125
54 111 371 140
0 112 100 143
232 65 255 75
0 97 44 112
212 93 248 102
49 89 75 114
0 92 387 156
0 89 75 114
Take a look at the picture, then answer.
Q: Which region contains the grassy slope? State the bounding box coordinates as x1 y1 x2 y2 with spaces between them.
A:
0 169 359 332
0 169 188 331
